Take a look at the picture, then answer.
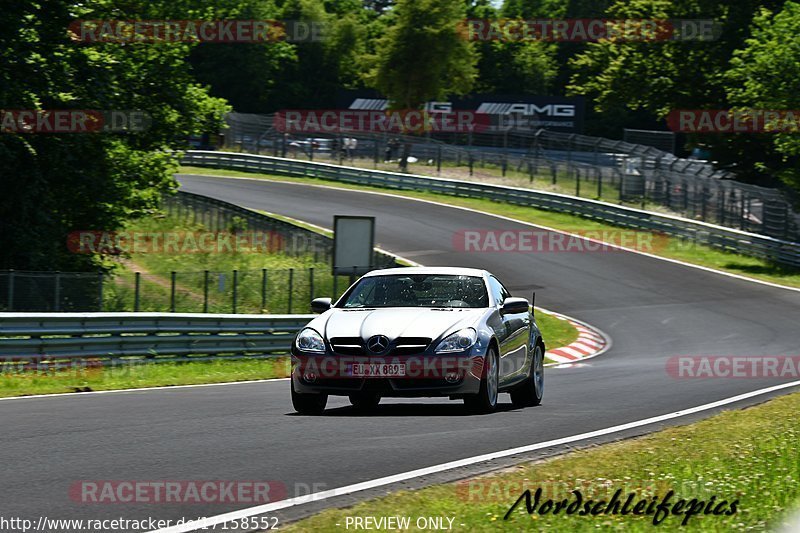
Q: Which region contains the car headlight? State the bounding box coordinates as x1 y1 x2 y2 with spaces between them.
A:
435 328 478 353
295 328 326 353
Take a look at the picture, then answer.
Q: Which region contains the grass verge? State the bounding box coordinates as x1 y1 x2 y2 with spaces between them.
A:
102 213 341 314
285 389 800 532
0 357 290 398
179 165 800 289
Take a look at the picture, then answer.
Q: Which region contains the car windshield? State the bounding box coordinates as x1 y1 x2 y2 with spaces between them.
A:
340 274 489 309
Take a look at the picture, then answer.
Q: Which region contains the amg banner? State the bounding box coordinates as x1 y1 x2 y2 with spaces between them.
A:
337 91 585 133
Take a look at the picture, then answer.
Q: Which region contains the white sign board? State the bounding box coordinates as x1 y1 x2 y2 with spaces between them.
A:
333 216 375 275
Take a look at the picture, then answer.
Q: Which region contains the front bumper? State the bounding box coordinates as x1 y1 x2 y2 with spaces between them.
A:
291 352 484 397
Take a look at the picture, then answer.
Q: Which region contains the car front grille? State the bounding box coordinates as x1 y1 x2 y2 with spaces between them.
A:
329 337 365 355
328 336 432 356
390 337 432 356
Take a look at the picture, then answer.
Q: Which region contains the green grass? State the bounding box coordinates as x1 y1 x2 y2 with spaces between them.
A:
537 311 579 355
179 165 800 289
0 357 290 398
285 390 800 532
102 213 352 314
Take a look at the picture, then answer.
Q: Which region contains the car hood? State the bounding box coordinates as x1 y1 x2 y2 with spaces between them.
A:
312 307 485 342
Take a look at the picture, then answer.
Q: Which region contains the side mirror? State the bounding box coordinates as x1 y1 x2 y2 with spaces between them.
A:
501 297 529 316
311 297 332 314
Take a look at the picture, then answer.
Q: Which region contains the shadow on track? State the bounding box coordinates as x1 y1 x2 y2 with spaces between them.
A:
287 402 528 417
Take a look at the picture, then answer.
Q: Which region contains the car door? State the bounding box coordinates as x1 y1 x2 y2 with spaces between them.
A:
489 276 530 382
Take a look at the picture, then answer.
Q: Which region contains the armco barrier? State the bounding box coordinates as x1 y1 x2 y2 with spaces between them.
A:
0 313 313 362
182 151 800 268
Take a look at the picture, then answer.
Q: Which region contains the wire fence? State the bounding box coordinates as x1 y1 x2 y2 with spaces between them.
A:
221 112 800 242
0 191 399 312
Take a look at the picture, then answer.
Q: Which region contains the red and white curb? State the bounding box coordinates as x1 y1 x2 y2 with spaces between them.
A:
539 308 610 365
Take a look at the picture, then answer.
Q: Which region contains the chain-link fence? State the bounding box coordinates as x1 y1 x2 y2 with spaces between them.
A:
0 271 104 312
220 112 800 242
1 191 399 312
103 266 360 314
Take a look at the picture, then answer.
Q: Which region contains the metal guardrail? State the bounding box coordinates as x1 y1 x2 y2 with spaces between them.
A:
0 313 312 361
182 151 800 268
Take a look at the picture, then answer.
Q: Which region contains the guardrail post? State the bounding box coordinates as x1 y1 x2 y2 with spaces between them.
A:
468 153 473 176
170 271 177 312
575 169 581 197
288 269 294 313
232 269 238 313
134 272 141 312
437 146 442 174
501 156 507 177
54 271 61 312
203 270 209 313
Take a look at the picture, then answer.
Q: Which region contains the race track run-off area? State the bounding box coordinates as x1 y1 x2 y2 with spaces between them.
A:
2 173 800 532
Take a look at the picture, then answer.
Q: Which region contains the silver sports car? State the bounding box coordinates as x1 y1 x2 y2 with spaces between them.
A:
291 267 545 414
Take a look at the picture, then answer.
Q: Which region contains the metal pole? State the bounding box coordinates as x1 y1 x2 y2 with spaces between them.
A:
288 268 294 313
170 271 176 312
232 269 238 313
7 270 13 312
261 268 267 312
309 267 315 303
97 272 103 312
54 271 61 312
576 169 580 197
134 272 141 312
437 145 442 174
203 270 209 313
597 172 602 199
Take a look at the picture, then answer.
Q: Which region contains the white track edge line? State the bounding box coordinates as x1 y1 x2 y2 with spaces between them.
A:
151 379 800 533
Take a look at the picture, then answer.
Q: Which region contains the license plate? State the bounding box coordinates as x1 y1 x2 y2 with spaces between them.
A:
350 363 406 378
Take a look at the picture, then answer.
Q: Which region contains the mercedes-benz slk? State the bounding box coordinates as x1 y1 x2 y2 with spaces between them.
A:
290 267 544 414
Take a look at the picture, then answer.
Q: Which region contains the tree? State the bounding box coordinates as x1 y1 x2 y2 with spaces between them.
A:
368 0 478 169
0 1 229 271
567 0 786 144
726 1 800 192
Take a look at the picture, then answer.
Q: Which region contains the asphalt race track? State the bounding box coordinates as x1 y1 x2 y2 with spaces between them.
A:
2 172 800 531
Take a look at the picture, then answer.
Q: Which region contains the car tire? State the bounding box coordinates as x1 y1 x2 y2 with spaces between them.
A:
464 347 499 414
349 393 381 411
291 380 327 415
510 343 544 408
